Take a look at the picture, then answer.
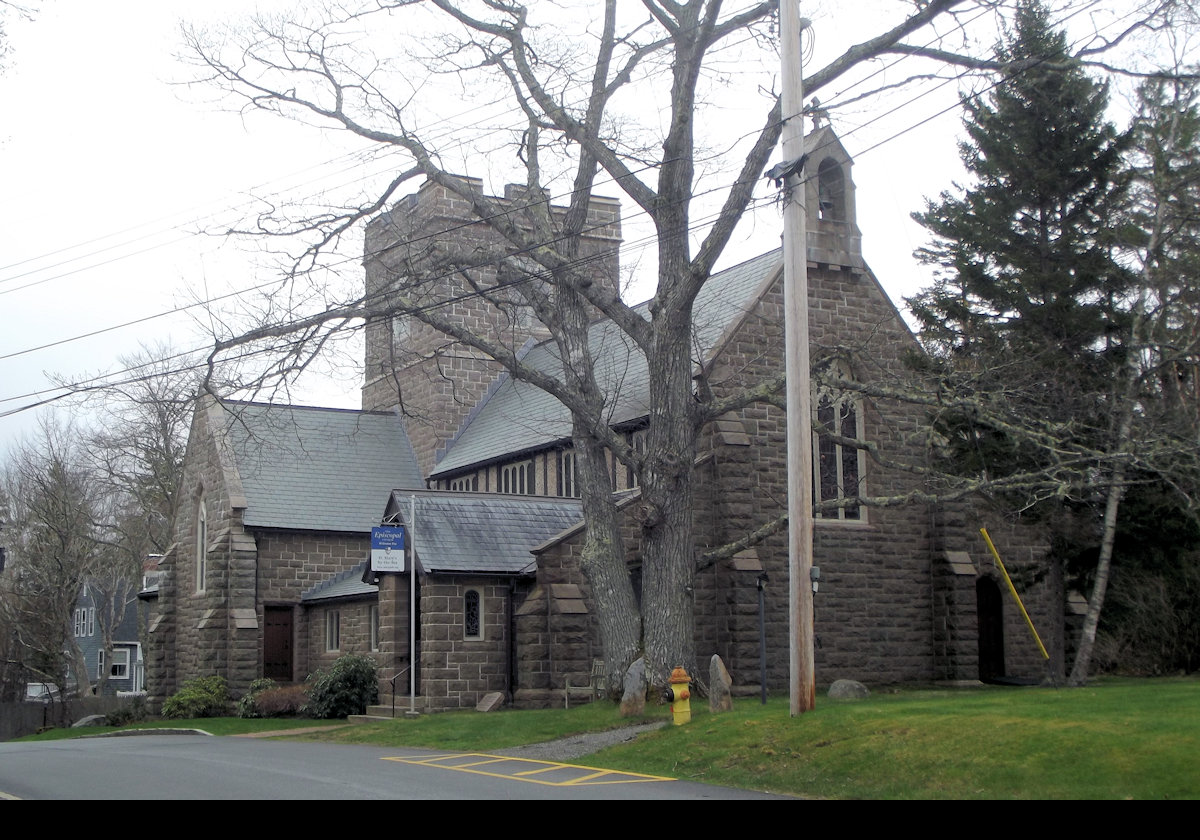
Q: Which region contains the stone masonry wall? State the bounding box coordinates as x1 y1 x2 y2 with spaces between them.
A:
306 598 385 676
362 177 622 475
256 531 372 685
704 263 941 689
150 398 253 704
418 576 515 711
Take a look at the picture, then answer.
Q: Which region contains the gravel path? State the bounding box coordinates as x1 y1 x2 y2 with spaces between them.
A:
490 721 669 762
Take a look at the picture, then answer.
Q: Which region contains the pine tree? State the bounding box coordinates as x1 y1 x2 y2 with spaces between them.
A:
909 0 1133 380
908 1 1137 490
907 1 1142 684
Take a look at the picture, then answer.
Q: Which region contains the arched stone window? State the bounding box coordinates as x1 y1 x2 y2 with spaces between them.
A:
195 496 208 594
813 368 864 521
464 588 482 640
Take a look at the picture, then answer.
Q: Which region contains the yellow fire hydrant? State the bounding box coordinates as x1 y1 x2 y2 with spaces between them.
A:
663 666 692 726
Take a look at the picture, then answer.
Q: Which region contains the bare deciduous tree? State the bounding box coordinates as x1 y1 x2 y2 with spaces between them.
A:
180 0 1191 688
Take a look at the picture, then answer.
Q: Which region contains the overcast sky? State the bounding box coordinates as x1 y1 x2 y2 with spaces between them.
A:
0 1 1161 452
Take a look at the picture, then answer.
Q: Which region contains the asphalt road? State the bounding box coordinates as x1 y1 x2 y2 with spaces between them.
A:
0 732 789 800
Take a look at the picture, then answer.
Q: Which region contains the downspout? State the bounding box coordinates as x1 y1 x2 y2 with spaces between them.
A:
545 584 554 693
507 578 517 703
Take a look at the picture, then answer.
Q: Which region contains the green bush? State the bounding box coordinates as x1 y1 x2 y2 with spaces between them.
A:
161 675 229 719
105 695 148 727
236 678 278 718
305 654 379 719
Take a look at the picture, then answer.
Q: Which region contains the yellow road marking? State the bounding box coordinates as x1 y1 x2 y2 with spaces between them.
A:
383 753 674 787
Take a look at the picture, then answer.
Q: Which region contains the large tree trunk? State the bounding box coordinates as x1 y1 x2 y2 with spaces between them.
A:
574 427 641 694
1068 296 1146 686
1066 454 1127 686
639 299 700 686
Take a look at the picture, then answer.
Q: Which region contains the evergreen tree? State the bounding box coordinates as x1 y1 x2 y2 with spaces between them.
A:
908 0 1137 493
908 1 1143 683
909 0 1133 382
910 4 1200 682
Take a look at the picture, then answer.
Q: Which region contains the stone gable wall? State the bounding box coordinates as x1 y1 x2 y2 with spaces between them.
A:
702 263 1062 689
148 397 384 703
148 399 254 704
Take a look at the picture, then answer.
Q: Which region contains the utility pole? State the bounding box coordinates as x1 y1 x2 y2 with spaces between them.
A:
781 0 816 715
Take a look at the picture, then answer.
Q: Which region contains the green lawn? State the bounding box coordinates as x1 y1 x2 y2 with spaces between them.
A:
21 677 1200 799
585 678 1200 799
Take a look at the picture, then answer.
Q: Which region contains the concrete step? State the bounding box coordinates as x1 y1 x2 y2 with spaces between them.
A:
353 702 422 720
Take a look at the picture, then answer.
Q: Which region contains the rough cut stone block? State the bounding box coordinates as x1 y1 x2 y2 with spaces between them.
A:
619 657 647 718
709 654 734 713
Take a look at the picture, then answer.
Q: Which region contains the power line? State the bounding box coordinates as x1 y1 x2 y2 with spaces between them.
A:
0 3 1157 418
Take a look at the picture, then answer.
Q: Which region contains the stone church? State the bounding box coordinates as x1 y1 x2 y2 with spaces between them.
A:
146 127 1064 712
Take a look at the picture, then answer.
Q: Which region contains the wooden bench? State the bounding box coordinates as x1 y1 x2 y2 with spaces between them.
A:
563 659 606 708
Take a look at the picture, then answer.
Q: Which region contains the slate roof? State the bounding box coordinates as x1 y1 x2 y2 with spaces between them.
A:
302 561 377 602
430 248 783 477
220 402 423 533
384 490 583 575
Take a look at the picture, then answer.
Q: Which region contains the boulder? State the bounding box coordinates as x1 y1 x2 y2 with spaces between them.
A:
709 654 733 712
619 657 647 717
827 679 870 700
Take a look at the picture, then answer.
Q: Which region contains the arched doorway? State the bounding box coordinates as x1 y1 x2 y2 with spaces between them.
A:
976 576 1005 682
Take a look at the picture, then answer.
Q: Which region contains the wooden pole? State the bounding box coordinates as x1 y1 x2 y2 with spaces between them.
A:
781 0 816 715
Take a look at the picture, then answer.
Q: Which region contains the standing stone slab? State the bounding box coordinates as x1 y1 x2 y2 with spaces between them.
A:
619 657 647 717
476 691 505 712
709 654 733 712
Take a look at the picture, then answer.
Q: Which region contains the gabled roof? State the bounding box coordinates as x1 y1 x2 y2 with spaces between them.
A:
431 248 783 476
302 561 377 602
218 401 423 533
383 490 582 575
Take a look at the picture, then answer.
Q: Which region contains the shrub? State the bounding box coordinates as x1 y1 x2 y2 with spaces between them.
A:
254 684 308 717
161 675 229 719
305 653 379 719
105 695 148 727
236 678 278 718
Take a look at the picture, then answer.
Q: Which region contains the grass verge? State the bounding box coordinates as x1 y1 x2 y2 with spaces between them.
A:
19 676 1199 798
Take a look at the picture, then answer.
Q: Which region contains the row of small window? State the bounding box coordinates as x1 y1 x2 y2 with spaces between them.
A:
74 607 95 638
446 400 864 520
449 432 649 497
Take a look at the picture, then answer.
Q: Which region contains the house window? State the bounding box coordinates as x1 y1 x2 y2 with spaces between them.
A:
74 607 95 638
369 605 380 652
195 496 208 594
813 390 864 521
500 460 532 495
626 429 647 489
464 589 482 640
325 610 341 652
558 450 579 498
109 649 130 680
392 314 411 346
